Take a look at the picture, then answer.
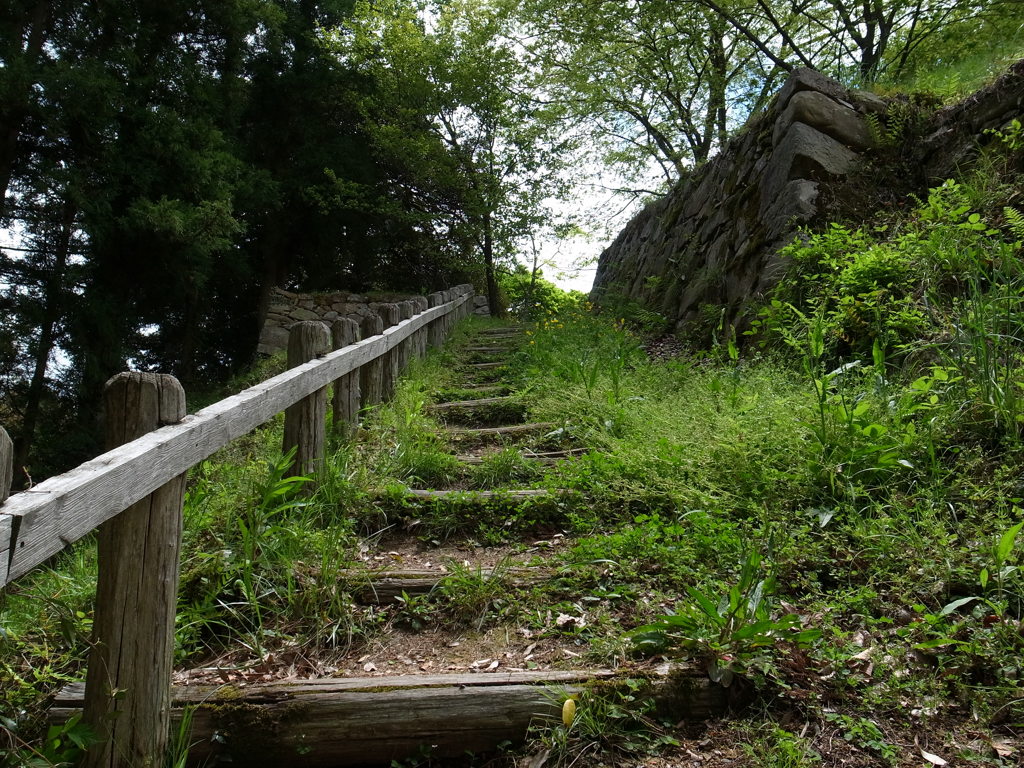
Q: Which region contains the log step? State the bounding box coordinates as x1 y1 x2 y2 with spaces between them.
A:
428 396 516 412
478 327 523 335
466 361 507 370
446 422 555 437
345 567 551 603
405 489 558 501
455 448 590 465
456 455 559 466
464 346 514 353
51 666 725 767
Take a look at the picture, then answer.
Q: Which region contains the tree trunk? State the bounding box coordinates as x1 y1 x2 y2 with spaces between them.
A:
483 212 502 317
12 197 75 485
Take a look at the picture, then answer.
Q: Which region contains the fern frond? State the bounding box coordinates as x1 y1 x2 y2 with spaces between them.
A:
1004 206 1024 241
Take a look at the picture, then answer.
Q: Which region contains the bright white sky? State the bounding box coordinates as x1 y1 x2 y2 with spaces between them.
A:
527 178 649 295
541 235 601 293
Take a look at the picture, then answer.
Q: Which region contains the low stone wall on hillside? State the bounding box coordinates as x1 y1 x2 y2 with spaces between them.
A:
591 62 1024 341
258 288 490 355
258 288 382 355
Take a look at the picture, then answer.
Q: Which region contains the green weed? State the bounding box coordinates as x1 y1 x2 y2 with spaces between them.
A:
631 552 821 687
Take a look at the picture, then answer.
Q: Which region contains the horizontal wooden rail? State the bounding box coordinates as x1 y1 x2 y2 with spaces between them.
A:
0 289 471 586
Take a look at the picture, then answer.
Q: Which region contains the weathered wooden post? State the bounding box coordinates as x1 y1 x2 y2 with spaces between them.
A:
360 313 385 409
283 321 330 478
413 296 429 359
427 293 444 349
460 285 474 320
331 318 361 437
441 290 454 338
398 300 414 374
82 373 187 768
0 426 12 504
375 303 400 400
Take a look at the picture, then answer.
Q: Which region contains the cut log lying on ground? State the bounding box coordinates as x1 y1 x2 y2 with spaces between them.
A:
456 454 559 466
464 345 515 353
428 396 516 412
466 361 506 370
405 489 559 501
52 666 728 767
454 448 591 465
458 383 508 393
478 327 522 335
344 566 551 603
446 422 555 437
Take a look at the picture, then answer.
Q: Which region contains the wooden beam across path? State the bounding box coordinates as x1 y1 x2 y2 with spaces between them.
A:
446 422 556 437
0 291 472 586
454 448 590 465
428 396 515 412
345 567 551 603
51 666 726 767
478 327 523 335
405 489 558 501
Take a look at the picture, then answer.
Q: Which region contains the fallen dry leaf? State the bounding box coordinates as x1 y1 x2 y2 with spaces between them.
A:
990 738 1015 758
916 737 947 766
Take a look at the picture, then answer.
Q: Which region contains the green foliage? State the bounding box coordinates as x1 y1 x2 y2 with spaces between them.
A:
470 447 542 489
631 552 821 687
824 712 897 764
531 682 679 766
740 728 820 768
522 308 644 405
864 100 916 148
497 268 581 321
435 560 515 629
988 118 1024 153
0 714 100 768
758 176 1024 444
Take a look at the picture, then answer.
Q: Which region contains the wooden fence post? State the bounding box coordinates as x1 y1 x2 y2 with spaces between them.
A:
331 318 361 437
413 297 429 359
427 293 444 349
375 303 400 400
460 285 474 320
82 373 187 768
359 313 385 409
0 426 11 505
283 321 330 478
441 290 453 338
398 300 414 374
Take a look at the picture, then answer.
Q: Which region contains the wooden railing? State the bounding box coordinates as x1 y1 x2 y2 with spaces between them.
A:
0 284 474 767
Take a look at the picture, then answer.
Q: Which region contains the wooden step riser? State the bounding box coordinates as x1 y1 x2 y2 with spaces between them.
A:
429 396 515 411
428 397 528 426
345 568 550 603
446 422 555 438
405 489 558 501
52 668 726 767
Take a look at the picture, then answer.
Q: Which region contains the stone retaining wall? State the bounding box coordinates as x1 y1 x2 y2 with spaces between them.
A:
591 61 1024 341
590 69 882 338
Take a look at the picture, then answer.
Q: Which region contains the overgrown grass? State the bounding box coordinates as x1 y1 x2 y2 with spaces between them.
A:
510 173 1024 762
7 173 1024 764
